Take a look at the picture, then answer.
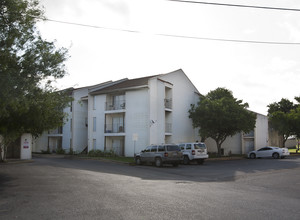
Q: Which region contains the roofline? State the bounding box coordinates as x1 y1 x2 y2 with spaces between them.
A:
90 85 149 95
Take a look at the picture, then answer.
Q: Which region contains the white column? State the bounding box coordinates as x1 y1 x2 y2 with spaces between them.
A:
20 133 32 160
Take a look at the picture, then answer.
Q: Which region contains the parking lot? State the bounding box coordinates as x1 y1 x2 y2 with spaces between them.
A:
1 155 300 219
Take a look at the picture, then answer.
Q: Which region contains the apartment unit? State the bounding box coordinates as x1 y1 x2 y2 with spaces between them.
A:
88 69 200 156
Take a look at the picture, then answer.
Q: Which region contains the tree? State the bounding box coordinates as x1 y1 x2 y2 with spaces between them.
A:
189 88 256 156
268 98 300 147
0 0 72 161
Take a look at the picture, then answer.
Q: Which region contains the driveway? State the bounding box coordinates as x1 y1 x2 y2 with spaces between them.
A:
1 156 300 219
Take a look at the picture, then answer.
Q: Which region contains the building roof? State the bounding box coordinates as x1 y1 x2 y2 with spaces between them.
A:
89 74 158 95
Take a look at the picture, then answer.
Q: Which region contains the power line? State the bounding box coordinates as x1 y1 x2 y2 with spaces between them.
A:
41 18 300 45
166 0 300 12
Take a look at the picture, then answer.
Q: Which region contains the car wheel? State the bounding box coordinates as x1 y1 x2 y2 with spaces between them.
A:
135 157 142 165
197 159 204 165
155 158 162 167
183 155 190 165
272 153 280 159
249 153 256 159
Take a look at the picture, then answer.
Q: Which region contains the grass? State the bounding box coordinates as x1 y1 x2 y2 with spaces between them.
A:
76 154 135 163
288 148 300 154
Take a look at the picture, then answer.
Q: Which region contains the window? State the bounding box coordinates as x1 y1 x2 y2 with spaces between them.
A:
93 117 96 132
179 144 185 150
151 146 157 152
167 145 180 151
186 144 192 150
158 145 165 152
145 146 151 152
194 143 206 149
93 139 96 150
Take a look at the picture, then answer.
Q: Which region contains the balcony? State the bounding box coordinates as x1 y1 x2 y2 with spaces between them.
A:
105 101 126 111
105 123 125 133
164 98 172 109
48 127 63 136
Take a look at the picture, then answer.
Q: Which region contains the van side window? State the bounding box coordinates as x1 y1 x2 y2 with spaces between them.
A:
179 144 185 150
186 144 192 150
158 145 165 152
151 146 157 152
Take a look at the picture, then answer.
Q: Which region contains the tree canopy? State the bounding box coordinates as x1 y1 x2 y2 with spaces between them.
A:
268 97 300 147
0 0 72 161
189 87 256 156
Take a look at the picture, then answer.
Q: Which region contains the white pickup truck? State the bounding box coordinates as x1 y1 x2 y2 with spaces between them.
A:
178 142 209 165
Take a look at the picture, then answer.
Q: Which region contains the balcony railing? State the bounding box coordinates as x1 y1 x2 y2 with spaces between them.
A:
164 98 172 109
165 123 172 133
105 123 125 133
105 101 126 111
48 127 63 135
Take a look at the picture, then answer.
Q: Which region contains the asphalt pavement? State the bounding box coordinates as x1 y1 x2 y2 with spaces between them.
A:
1 155 300 220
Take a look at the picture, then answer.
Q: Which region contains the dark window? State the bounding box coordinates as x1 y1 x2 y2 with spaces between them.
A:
158 145 165 152
186 144 192 150
179 144 185 150
194 143 206 149
151 146 157 152
167 145 180 151
145 146 151 152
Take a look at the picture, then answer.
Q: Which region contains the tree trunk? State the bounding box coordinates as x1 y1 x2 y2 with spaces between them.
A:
282 135 287 148
216 142 222 157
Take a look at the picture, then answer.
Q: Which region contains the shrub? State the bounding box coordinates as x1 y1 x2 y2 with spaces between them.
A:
88 149 117 157
56 148 65 154
41 149 50 154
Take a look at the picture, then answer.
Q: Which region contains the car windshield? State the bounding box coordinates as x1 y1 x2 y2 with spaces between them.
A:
167 145 180 151
194 143 206 149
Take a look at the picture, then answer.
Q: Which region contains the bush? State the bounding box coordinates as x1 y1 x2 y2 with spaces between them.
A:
88 149 116 157
56 148 65 154
41 149 50 154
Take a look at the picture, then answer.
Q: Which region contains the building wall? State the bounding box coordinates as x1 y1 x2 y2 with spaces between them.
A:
62 103 72 151
88 94 106 151
124 88 150 156
71 88 89 153
149 78 166 145
160 70 200 143
32 132 48 152
254 114 269 150
205 133 242 155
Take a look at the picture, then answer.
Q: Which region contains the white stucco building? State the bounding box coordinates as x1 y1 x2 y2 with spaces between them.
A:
33 69 275 157
204 113 269 155
33 81 113 153
88 69 200 156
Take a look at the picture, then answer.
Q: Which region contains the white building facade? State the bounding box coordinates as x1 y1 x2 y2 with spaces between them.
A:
88 69 200 156
204 113 269 155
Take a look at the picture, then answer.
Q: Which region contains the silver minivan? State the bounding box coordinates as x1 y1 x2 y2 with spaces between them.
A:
135 144 183 167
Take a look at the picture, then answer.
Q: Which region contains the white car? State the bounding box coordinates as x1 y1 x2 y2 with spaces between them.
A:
248 146 290 159
178 142 209 165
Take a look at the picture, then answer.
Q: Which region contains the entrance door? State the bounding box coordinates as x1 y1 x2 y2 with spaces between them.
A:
244 140 254 154
112 138 124 156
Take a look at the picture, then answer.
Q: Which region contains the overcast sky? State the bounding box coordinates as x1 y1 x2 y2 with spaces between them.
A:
37 0 300 115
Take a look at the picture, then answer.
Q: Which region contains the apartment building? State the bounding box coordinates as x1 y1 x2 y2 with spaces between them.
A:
88 69 200 156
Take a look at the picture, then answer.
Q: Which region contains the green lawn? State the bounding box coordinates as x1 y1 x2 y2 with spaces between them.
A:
77 155 135 163
288 148 300 154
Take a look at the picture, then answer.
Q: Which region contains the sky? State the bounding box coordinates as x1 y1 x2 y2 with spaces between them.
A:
37 0 300 115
